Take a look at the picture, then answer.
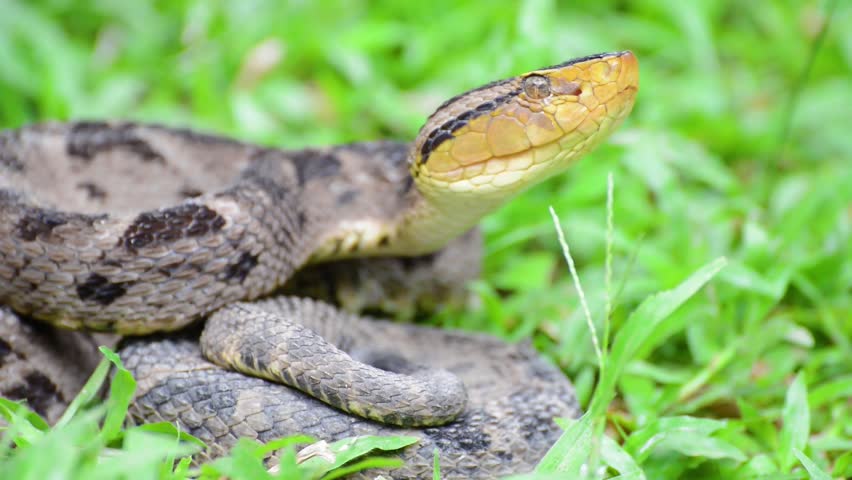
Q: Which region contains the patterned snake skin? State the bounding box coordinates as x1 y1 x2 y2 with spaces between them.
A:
0 51 639 478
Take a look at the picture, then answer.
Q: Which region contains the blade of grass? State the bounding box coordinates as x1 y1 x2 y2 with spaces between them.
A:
54 356 112 429
97 347 136 443
534 415 594 474
792 448 831 480
433 448 440 480
778 373 810 472
549 205 603 366
600 429 646 480
589 257 728 419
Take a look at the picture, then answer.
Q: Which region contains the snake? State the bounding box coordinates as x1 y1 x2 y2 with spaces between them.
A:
0 51 638 477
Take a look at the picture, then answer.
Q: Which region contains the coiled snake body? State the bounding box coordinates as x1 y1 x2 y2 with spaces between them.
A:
0 52 638 478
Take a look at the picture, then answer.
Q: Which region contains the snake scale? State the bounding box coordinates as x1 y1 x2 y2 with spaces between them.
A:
0 51 638 478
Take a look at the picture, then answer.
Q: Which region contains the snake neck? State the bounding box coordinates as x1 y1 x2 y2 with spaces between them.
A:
391 187 508 255
306 187 502 262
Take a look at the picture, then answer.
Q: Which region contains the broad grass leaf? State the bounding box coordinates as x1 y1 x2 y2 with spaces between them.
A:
298 435 417 478
130 422 208 449
792 448 831 480
649 431 746 462
623 416 728 463
80 429 200 480
779 373 810 472
600 431 646 480
808 375 852 409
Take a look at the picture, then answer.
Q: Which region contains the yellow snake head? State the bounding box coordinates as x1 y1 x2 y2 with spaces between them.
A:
412 51 638 201
319 51 638 257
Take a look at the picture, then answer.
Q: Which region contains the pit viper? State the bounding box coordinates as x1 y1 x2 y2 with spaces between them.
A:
0 51 638 478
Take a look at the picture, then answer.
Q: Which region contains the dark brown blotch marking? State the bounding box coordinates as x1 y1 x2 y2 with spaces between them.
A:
419 131 454 162
509 389 565 443
429 77 514 117
336 190 358 205
223 252 259 283
0 151 23 172
289 150 341 184
122 204 226 251
0 130 24 172
0 338 12 367
237 155 292 203
3 371 62 417
239 349 256 372
67 122 165 164
400 175 414 194
245 174 290 203
15 209 104 242
16 212 68 241
179 186 204 198
424 409 494 453
77 181 107 200
400 252 437 270
76 273 128 305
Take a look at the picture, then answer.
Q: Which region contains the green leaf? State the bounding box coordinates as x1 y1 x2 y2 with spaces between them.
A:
651 431 746 462
833 451 852 479
54 357 112 428
623 416 729 463
778 373 810 472
129 422 207 449
433 448 441 480
79 429 200 480
98 346 136 443
0 398 49 443
600 432 645 480
736 398 777 449
493 252 556 291
0 407 104 480
808 375 852 409
792 449 831 480
590 257 728 418
298 435 418 478
534 415 594 474
320 457 405 480
202 438 273 480
256 434 315 457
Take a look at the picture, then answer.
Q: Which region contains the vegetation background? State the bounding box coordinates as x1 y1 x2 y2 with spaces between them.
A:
0 0 849 478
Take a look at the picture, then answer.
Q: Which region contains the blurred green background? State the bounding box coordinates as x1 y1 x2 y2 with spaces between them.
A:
1 0 850 478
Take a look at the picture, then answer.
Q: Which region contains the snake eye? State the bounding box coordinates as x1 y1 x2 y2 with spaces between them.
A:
522 75 551 99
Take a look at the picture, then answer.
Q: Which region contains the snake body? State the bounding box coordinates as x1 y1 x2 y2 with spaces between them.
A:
0 51 638 477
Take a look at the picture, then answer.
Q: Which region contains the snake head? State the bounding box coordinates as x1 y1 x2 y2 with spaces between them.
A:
411 51 639 201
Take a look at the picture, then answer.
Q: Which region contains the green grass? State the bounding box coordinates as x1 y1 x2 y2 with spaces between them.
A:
1 0 850 478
